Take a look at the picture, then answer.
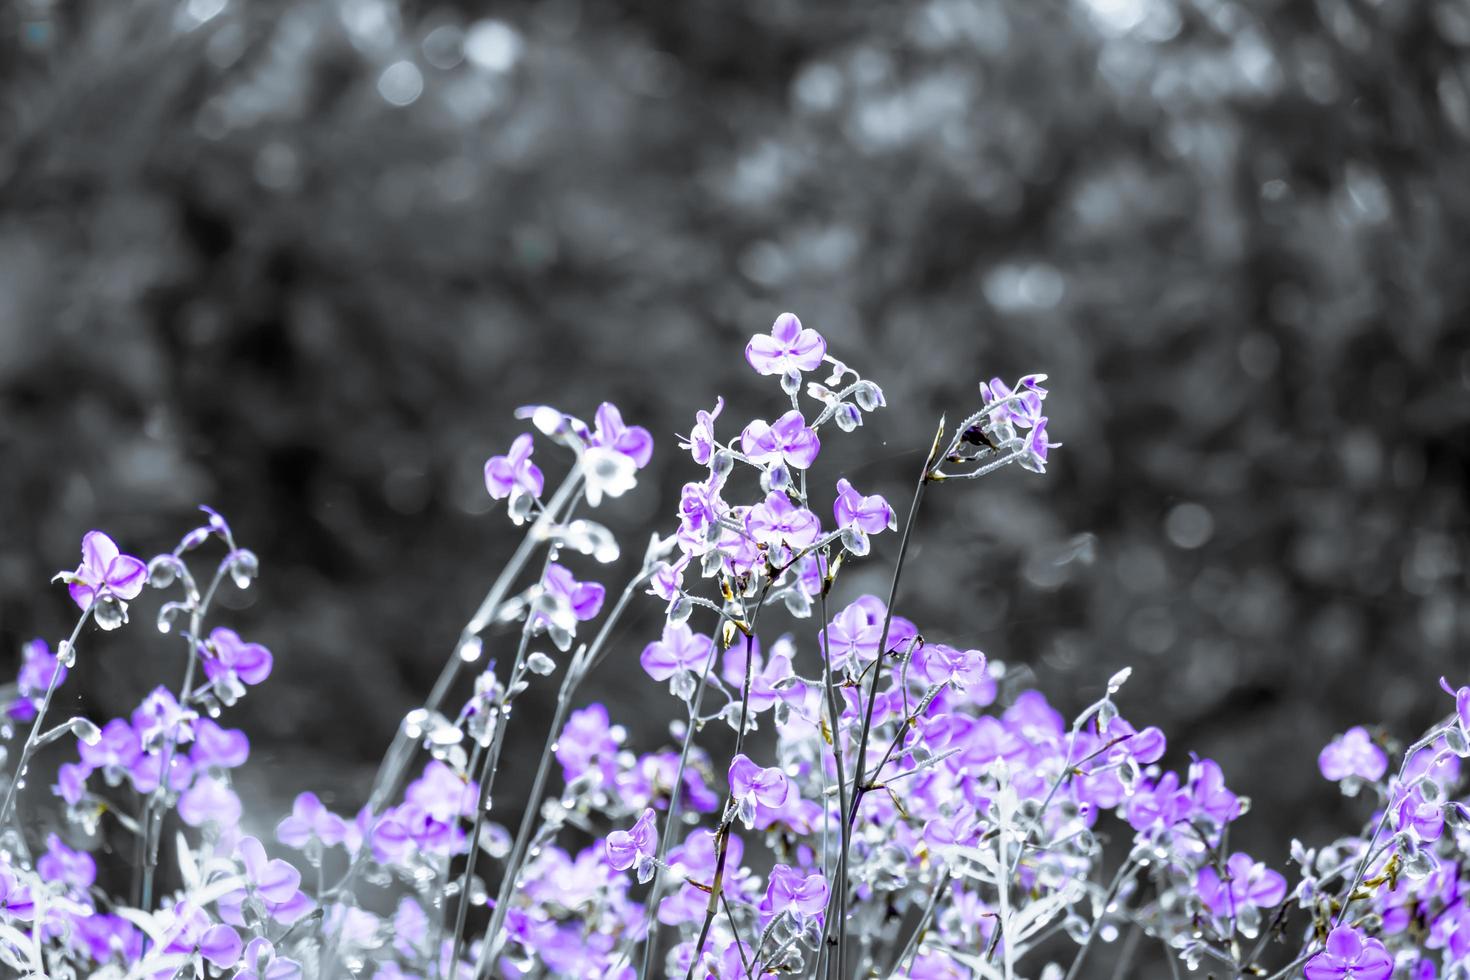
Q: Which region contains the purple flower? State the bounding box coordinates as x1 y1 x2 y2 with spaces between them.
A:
219 837 308 927
9 639 66 721
729 754 791 828
132 687 194 750
912 644 987 691
745 312 826 376
70 913 142 965
1303 925 1392 980
819 596 917 672
1187 757 1241 826
678 397 724 467
605 807 659 883
1441 676 1470 735
745 491 821 551
1319 726 1389 783
0 867 33 920
590 402 654 470
79 718 142 773
1196 852 1287 919
1393 785 1445 842
741 410 821 470
542 563 606 621
36 833 96 893
1017 418 1061 474
760 865 828 927
190 718 250 770
178 775 242 827
721 640 798 714
204 627 274 688
484 433 545 501
54 762 91 806
833 478 895 540
236 937 303 980
640 623 714 683
979 375 1047 429
161 900 242 970
61 530 147 613
555 703 620 782
277 792 349 849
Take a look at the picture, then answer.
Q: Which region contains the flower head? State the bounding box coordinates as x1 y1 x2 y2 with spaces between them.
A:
741 411 821 470
484 433 545 501
640 623 714 683
1319 726 1388 784
605 807 659 883
760 865 828 927
745 312 826 376
679 397 725 467
60 531 147 620
1195 852 1286 920
1303 925 1392 980
729 754 791 828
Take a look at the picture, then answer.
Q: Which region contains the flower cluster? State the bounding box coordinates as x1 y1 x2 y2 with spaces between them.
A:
2 311 1465 980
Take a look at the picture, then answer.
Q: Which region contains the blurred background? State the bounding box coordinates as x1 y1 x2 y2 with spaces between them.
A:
1 0 1467 871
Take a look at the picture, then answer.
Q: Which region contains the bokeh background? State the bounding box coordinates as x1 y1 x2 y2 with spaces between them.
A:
2 0 1468 876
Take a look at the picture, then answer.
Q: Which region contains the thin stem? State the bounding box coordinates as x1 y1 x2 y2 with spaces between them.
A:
821 447 930 964
890 873 949 977
634 624 724 980
475 569 649 975
1063 858 1137 980
816 574 850 980
0 605 93 827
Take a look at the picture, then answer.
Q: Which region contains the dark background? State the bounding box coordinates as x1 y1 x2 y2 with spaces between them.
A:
1 0 1468 869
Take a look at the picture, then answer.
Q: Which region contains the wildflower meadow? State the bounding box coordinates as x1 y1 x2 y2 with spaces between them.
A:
1 314 1466 979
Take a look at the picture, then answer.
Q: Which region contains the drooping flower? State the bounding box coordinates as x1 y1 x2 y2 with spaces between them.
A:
741 411 821 470
1302 925 1392 980
532 563 606 649
59 531 147 621
679 397 725 467
979 375 1047 429
745 312 826 376
1017 418 1061 474
484 433 545 501
728 754 791 828
605 807 659 883
235 937 304 980
1319 726 1389 783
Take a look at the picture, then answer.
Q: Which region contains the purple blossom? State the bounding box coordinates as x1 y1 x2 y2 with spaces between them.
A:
236 937 303 980
178 774 242 827
54 762 91 806
1196 852 1287 919
555 703 620 782
190 718 250 770
161 900 242 971
605 807 659 883
1187 757 1241 826
484 433 545 501
1319 726 1389 783
537 562 606 627
277 791 349 849
741 410 821 470
745 491 821 552
819 596 917 672
219 837 309 927
204 627 274 688
590 402 654 470
759 865 828 927
79 717 142 774
61 530 147 612
0 867 33 920
9 639 66 721
979 375 1047 429
1393 786 1445 842
1018 418 1061 474
833 479 895 536
1303 925 1392 980
132 687 194 750
36 833 96 893
721 640 799 714
745 312 826 376
640 623 714 682
912 644 987 691
729 754 791 828
70 913 142 965
678 397 724 467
